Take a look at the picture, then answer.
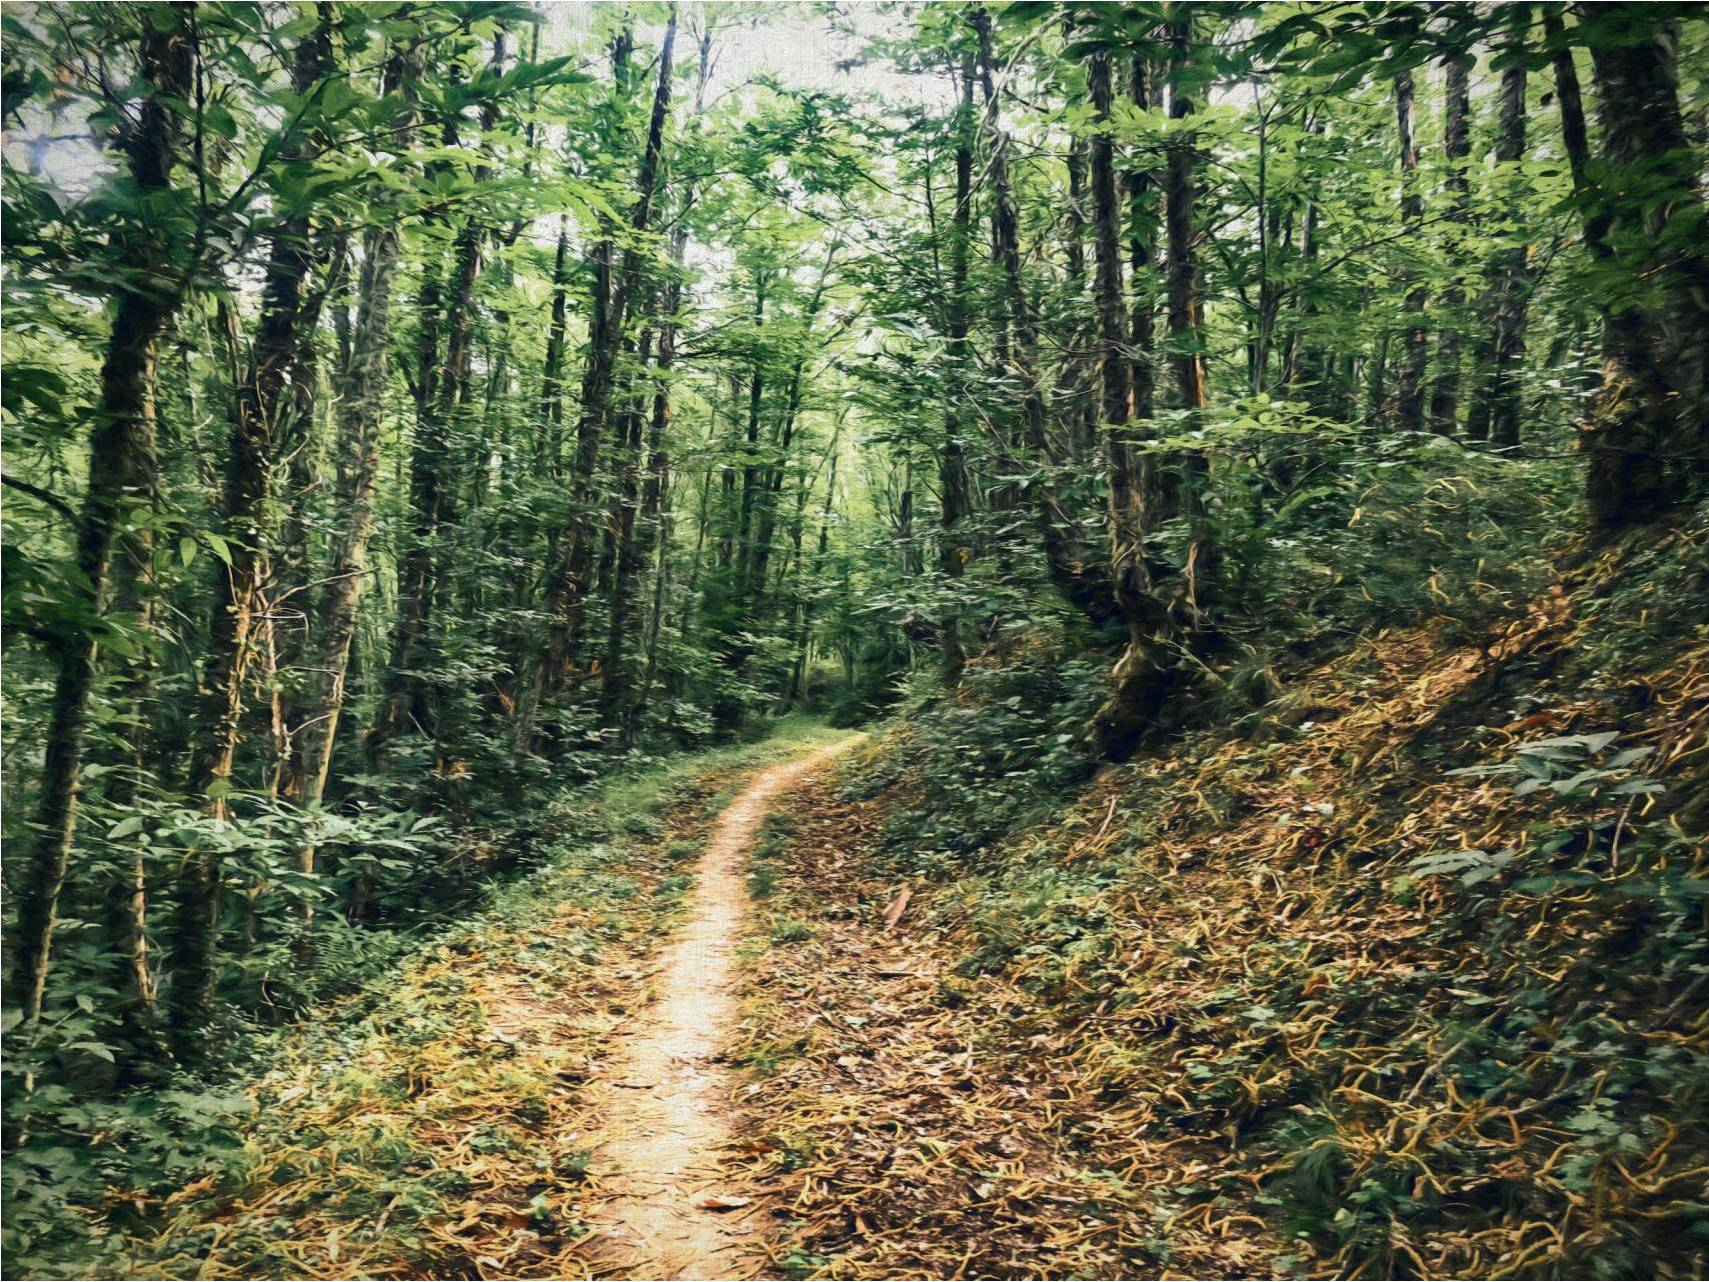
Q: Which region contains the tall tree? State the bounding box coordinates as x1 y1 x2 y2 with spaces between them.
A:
1428 48 1474 434
1162 10 1212 610
970 6 1110 623
1392 67 1427 430
276 40 424 920
10 8 193 1030
937 56 976 688
371 33 508 756
1465 9 1532 447
515 9 677 756
1091 31 1169 760
1575 5 1709 527
169 14 358 1039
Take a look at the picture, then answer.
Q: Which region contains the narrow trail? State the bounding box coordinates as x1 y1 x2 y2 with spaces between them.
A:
582 737 861 1280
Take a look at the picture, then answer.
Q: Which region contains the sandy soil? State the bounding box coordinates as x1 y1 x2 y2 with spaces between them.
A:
581 738 860 1280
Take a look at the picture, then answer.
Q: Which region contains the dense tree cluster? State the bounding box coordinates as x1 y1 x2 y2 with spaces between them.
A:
3 0 1705 1092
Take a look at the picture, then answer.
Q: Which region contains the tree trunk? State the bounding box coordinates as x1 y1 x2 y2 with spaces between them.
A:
599 325 656 727
372 35 507 756
537 217 572 473
1575 5 1709 529
1127 57 1159 419
753 248 835 601
1089 35 1173 760
279 229 408 817
626 322 677 745
970 7 1110 623
1089 12 1215 759
275 41 420 955
939 59 975 688
1163 15 1213 611
270 231 347 738
1428 50 1474 434
1057 120 1096 461
515 13 676 756
620 26 712 741
736 273 769 593
1467 12 1532 448
1089 51 1130 436
1393 69 1428 430
785 425 843 708
10 12 192 1031
169 14 339 1044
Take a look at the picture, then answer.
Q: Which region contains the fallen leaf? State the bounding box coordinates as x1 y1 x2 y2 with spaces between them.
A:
882 886 912 931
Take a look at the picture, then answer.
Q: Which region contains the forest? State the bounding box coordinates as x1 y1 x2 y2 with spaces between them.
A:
1 1 1706 1278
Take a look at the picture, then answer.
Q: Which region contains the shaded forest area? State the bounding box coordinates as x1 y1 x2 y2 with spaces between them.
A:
2 1 1706 1278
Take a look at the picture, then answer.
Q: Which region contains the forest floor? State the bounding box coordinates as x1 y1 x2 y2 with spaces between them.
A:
715 524 1708 1282
578 738 862 1280
25 527 1706 1282
83 730 869 1282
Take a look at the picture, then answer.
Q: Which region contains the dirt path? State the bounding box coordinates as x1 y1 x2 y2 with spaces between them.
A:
583 737 861 1280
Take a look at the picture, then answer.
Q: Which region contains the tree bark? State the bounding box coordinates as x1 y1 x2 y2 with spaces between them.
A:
1088 12 1215 759
625 318 677 744
169 13 340 1042
752 248 835 602
1163 15 1212 611
621 24 713 741
1393 69 1428 430
970 7 1111 623
275 40 420 957
785 423 843 707
1089 35 1173 760
537 217 572 473
515 12 676 756
1428 50 1473 434
599 324 656 727
939 58 975 688
11 11 192 1030
1467 12 1532 447
1574 5 1709 528
1089 51 1130 434
736 273 769 592
371 34 507 756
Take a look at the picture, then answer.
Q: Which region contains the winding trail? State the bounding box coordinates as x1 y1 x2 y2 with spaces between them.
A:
583 737 861 1280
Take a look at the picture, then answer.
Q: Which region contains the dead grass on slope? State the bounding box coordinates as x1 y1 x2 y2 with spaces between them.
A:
728 531 1708 1280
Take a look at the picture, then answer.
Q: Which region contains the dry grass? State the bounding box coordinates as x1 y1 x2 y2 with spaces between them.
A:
727 532 1708 1280
112 769 744 1282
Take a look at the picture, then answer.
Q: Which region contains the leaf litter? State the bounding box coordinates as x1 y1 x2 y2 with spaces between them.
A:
117 764 765 1280
723 530 1708 1281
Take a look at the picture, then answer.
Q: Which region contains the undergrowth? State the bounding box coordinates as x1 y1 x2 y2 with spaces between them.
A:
2 718 841 1280
749 511 1707 1280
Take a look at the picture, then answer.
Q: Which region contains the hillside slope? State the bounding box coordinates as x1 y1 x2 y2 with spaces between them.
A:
730 516 1708 1280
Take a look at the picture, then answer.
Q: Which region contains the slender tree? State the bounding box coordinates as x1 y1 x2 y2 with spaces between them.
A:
1428 48 1474 434
970 6 1110 622
1163 11 1212 609
516 9 677 756
1465 10 1532 447
1392 68 1428 430
170 19 394 1038
371 33 508 756
277 41 424 913
938 56 976 688
1576 5 1709 526
10 9 193 1029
